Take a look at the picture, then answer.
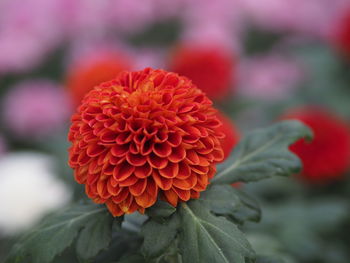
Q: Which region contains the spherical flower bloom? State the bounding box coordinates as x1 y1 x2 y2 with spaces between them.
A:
2 80 72 139
215 112 240 160
0 152 71 236
68 68 224 216
283 107 350 183
169 45 235 101
66 52 131 106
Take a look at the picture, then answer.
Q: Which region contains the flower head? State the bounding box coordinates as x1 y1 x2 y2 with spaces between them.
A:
215 112 240 160
283 107 350 183
169 45 234 100
68 68 224 216
66 52 131 106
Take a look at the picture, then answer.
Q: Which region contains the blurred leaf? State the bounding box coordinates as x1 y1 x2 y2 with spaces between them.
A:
6 202 118 263
179 201 255 263
212 120 312 184
141 214 179 259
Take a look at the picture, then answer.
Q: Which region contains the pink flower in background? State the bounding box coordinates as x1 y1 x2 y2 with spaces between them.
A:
181 0 243 51
238 55 304 100
132 48 167 70
57 0 112 38
107 0 155 33
3 80 72 138
0 0 63 73
238 0 350 38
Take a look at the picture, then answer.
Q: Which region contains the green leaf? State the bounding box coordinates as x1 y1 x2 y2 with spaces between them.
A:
212 120 312 184
230 189 261 224
141 214 179 259
116 253 145 263
145 200 176 221
6 202 118 263
199 185 261 224
255 255 285 263
199 185 241 217
76 211 118 260
179 202 255 263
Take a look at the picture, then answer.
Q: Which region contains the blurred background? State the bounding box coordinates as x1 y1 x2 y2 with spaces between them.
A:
1 0 350 262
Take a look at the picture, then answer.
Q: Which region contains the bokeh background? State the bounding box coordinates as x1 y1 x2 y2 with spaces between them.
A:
1 0 350 262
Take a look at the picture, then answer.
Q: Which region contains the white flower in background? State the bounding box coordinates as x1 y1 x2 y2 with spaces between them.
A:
0 152 71 236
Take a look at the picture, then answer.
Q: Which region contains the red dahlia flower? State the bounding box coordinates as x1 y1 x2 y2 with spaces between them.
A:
66 53 131 106
215 112 240 160
68 68 224 216
169 45 234 100
283 107 350 183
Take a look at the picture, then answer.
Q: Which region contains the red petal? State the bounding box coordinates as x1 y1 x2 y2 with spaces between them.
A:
116 132 133 144
173 187 191 201
191 165 209 175
148 153 168 169
163 189 179 206
126 152 147 166
185 150 200 165
152 170 173 190
78 151 90 165
140 139 153 155
167 132 182 147
111 144 129 157
129 179 147 196
173 173 197 190
100 129 118 142
106 200 124 217
134 163 152 178
113 162 135 181
112 188 129 203
87 173 99 185
153 142 172 157
193 174 208 191
168 146 186 163
119 175 138 187
159 162 179 178
177 162 191 179
86 144 106 157
107 180 122 196
88 160 102 174
118 194 134 213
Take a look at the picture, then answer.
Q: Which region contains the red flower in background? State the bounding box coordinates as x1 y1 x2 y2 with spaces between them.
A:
334 10 350 57
66 53 131 106
283 107 350 183
215 111 240 160
68 68 224 216
169 45 234 100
